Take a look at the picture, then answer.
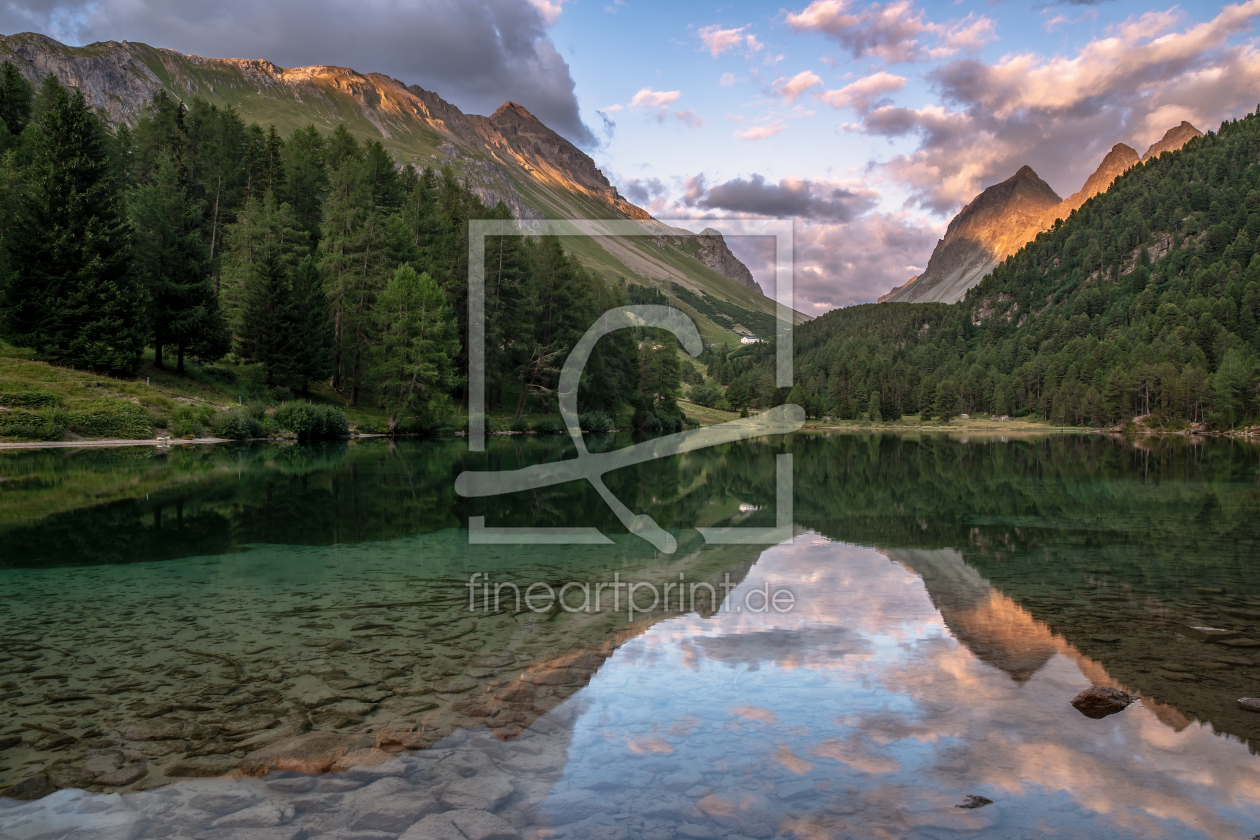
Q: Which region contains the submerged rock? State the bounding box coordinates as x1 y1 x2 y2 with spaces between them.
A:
1239 698 1260 712
238 731 367 776
1070 686 1136 719
1175 626 1241 642
956 794 993 809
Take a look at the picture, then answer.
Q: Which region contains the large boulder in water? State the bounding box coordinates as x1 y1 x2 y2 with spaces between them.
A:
1071 686 1136 719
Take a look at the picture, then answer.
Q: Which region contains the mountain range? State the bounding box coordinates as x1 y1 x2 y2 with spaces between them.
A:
0 31 795 344
882 121 1204 304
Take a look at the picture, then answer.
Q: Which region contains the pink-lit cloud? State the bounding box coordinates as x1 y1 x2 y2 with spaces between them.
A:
698 24 764 57
785 0 995 63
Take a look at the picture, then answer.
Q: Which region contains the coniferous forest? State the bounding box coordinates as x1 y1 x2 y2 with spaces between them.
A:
0 68 682 434
722 108 1260 430
6 65 1260 436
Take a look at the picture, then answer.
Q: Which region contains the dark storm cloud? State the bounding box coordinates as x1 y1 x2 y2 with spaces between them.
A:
686 173 873 222
0 0 598 147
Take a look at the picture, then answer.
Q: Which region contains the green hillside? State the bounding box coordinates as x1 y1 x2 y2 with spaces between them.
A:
0 32 788 342
722 108 1260 430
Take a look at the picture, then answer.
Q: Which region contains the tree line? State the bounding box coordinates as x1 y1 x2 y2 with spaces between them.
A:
716 106 1260 429
0 67 687 431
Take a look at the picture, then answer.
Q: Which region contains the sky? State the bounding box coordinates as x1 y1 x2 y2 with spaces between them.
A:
2 0 1258 314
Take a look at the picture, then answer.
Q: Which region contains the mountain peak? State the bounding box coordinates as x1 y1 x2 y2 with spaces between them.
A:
1142 121 1203 161
884 165 1060 304
490 101 539 123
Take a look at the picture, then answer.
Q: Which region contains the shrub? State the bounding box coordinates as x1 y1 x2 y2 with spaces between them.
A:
634 410 662 432
510 416 530 433
201 366 237 385
170 404 215 438
67 398 153 439
689 384 722 407
0 390 60 409
271 386 294 402
682 415 700 428
533 416 567 435
354 419 387 435
0 408 68 440
210 407 263 439
274 402 350 439
579 410 613 433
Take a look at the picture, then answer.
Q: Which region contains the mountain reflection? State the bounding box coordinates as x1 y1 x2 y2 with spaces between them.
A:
565 537 1260 840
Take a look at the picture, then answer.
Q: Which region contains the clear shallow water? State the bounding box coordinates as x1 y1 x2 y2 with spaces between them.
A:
1 433 1259 839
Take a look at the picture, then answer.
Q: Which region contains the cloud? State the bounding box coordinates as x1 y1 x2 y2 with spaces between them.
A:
785 0 995 64
771 70 823 102
628 87 682 108
608 87 700 125
597 110 616 141
720 72 739 87
621 176 668 205
734 120 787 140
792 212 944 309
525 0 569 25
817 70 907 112
848 0 1260 213
618 172 939 306
605 0 626 13
673 109 705 128
685 173 876 222
0 0 599 147
697 23 764 57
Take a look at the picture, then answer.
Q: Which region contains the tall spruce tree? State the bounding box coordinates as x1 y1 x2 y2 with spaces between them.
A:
373 264 457 431
5 76 144 374
0 62 34 150
289 254 334 394
129 154 229 372
237 251 296 386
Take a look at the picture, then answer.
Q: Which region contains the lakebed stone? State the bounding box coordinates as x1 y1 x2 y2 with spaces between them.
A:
238 731 367 776
164 755 239 777
1070 686 1137 719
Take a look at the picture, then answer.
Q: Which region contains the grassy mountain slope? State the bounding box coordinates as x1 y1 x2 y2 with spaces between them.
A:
0 31 794 344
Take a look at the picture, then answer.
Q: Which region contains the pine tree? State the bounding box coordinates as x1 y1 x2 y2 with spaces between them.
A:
868 391 882 423
131 90 185 185
219 191 308 325
281 125 328 239
639 330 682 412
129 154 229 372
374 264 458 431
934 379 958 423
289 255 334 394
0 62 34 149
183 99 247 263
5 76 144 374
237 251 296 386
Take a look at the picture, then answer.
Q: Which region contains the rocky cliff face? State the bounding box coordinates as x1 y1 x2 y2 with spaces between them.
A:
883 124 1202 305
1143 121 1204 161
696 228 763 293
877 275 917 304
885 166 1061 304
1052 143 1140 219
0 32 651 223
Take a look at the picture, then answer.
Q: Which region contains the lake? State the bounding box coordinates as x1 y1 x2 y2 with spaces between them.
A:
1 432 1259 840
